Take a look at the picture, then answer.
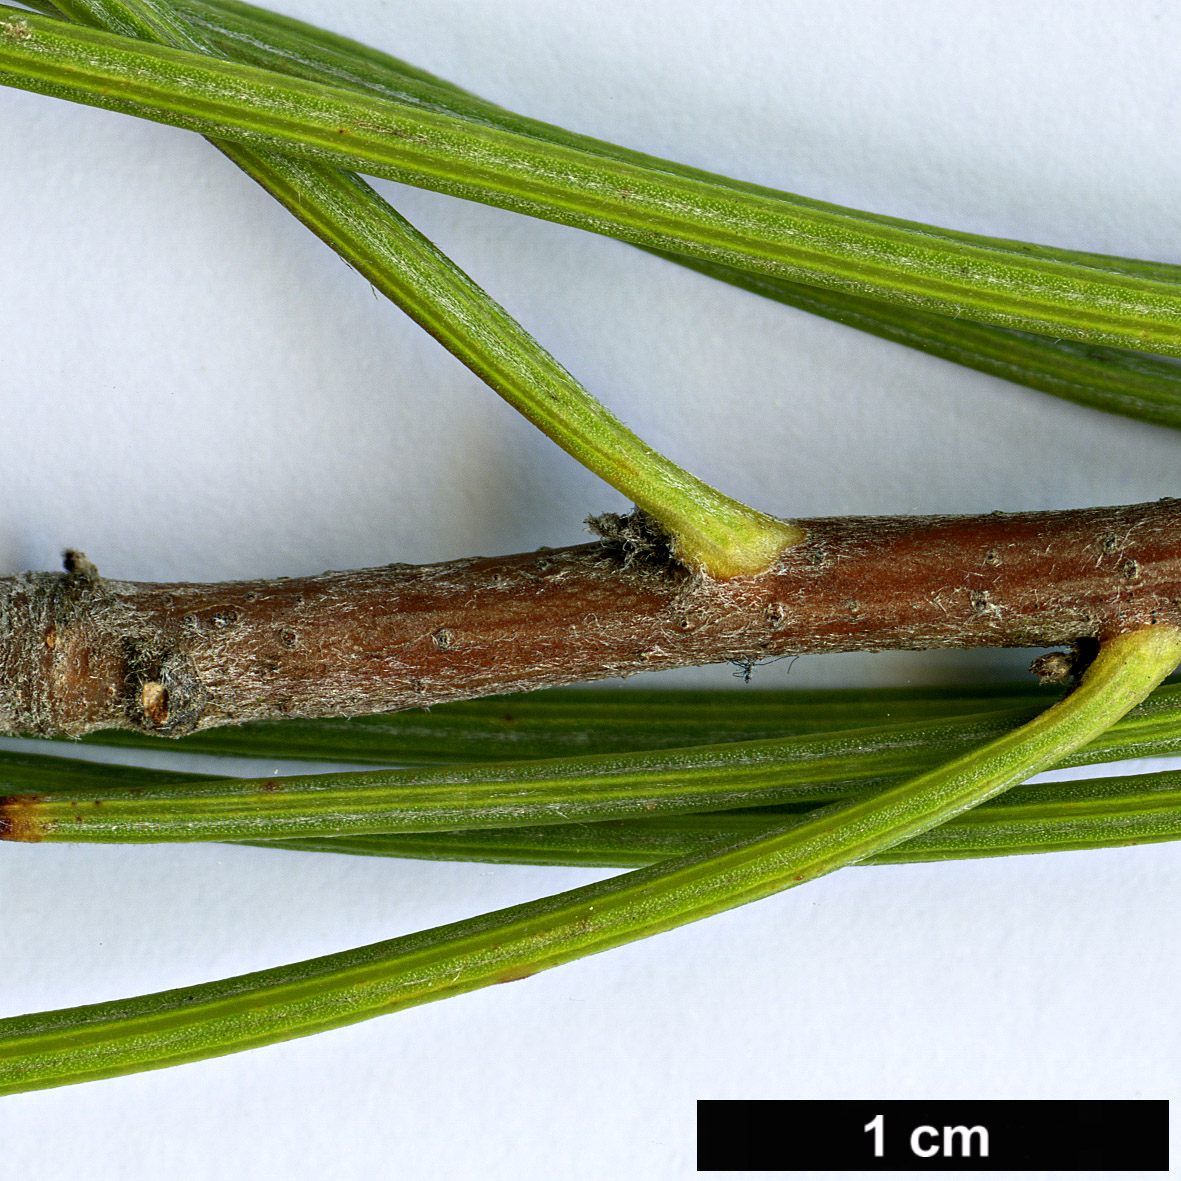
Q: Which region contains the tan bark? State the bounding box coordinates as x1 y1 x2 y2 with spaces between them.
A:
3 500 1180 738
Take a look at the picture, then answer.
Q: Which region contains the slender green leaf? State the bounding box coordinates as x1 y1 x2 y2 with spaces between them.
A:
274 769 1181 867
78 682 1059 764
6 10 1181 355
0 711 1025 842
8 732 1181 869
10 676 1181 844
156 0 1181 287
29 0 1181 431
13 695 1181 870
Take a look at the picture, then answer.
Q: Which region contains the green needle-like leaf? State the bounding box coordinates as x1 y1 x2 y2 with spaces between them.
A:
278 769 1181 867
10 675 1181 844
77 682 1059 764
153 0 1181 288
0 711 1027 842
58 677 1181 768
28 0 1181 430
6 10 1181 355
1 626 1174 1094
9 724 1181 868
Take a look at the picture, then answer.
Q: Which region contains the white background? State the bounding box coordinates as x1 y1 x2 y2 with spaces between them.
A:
1 0 1180 1176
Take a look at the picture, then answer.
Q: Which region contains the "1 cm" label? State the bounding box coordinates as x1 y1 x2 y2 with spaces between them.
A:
864 1113 990 1159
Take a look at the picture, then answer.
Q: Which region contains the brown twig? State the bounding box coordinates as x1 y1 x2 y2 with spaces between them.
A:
2 500 1180 738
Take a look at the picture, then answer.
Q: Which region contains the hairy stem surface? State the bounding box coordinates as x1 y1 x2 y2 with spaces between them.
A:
3 501 1181 738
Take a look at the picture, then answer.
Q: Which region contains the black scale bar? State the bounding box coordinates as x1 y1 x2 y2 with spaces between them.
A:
698 1099 1169 1171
